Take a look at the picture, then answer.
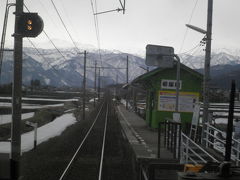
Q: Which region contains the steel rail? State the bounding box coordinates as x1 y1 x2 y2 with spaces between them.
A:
98 103 109 180
59 101 106 180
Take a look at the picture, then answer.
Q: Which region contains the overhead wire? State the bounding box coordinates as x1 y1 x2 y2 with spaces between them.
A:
25 0 124 87
181 44 205 69
26 38 57 71
0 0 10 79
178 42 201 55
90 0 102 65
42 31 68 61
90 0 104 82
178 0 199 54
25 2 103 87
51 0 100 77
23 3 81 86
24 4 68 61
50 0 96 84
0 0 10 123
94 0 100 51
36 0 60 30
58 0 81 43
26 38 77 86
50 0 80 54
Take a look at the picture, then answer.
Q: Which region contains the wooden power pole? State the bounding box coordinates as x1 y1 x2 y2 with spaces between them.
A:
98 68 100 99
82 51 87 121
94 61 97 107
11 0 23 179
126 55 129 109
202 0 213 144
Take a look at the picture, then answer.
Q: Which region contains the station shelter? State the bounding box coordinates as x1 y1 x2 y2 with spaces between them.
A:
131 63 203 128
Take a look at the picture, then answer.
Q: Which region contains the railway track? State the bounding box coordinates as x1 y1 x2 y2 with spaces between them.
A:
59 99 108 180
58 96 134 180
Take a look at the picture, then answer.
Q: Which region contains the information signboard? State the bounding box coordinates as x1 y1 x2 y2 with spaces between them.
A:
158 91 199 113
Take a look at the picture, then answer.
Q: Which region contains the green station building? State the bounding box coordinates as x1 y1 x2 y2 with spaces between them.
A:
132 63 203 128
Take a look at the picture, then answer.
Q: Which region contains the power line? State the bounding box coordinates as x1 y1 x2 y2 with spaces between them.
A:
90 0 102 63
37 0 60 30
26 38 77 86
91 0 100 46
24 4 68 62
49 0 100 89
0 0 13 78
42 30 68 61
181 46 204 69
58 0 81 42
178 0 199 54
94 0 98 12
178 42 201 55
50 0 81 54
23 4 81 86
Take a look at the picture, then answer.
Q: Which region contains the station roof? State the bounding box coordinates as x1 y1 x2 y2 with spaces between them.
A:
132 63 203 87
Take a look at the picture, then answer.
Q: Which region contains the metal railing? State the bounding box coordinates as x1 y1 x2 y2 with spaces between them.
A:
181 132 219 164
203 123 240 166
158 121 182 159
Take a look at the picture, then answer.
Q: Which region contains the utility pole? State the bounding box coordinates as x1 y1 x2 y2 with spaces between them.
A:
126 55 129 109
0 1 14 77
11 0 23 179
94 61 97 107
115 74 118 98
133 87 137 112
82 51 87 121
174 55 181 113
202 0 213 144
225 80 235 162
126 56 129 84
98 68 101 99
84 65 125 100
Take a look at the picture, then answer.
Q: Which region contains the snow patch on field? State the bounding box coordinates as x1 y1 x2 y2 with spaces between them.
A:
0 112 35 125
0 102 64 109
0 96 78 102
0 113 77 153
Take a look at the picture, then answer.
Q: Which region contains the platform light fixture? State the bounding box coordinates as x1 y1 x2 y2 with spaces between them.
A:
186 24 207 34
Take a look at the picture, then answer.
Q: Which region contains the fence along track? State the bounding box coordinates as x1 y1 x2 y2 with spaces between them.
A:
59 101 107 180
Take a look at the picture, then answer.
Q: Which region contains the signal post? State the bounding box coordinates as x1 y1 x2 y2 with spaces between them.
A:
11 1 24 179
11 0 43 179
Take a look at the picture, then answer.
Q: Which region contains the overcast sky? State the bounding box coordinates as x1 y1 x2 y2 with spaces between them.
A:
1 0 240 55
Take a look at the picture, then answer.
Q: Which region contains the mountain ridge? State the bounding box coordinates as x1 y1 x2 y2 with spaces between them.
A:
1 47 240 89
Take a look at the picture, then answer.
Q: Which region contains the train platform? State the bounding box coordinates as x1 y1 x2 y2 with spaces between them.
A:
116 104 174 160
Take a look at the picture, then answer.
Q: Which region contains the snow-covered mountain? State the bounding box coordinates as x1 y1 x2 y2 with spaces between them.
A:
181 49 240 69
1 46 240 88
1 47 148 87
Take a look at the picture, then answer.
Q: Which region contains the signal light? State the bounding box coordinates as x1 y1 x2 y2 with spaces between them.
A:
17 13 44 37
27 20 32 25
27 20 33 30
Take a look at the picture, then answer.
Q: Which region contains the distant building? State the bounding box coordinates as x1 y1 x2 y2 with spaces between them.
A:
132 63 203 128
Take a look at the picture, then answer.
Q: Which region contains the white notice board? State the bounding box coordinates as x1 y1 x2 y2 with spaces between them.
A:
158 91 199 113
